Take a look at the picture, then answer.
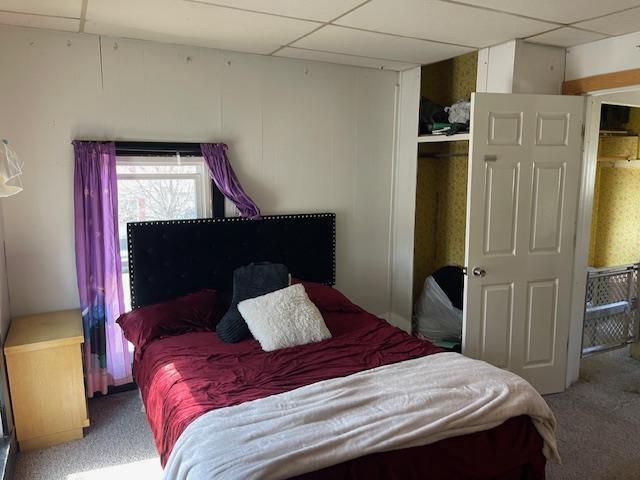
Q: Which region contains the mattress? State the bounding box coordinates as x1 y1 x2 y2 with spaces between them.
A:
134 308 546 479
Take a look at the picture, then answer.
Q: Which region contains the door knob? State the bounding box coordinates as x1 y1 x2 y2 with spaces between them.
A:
472 267 486 277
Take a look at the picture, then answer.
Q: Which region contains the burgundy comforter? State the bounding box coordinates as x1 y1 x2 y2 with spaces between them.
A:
135 309 546 479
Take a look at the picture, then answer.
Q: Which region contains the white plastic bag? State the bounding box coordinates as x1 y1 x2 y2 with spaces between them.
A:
445 99 471 124
414 276 462 343
0 140 23 197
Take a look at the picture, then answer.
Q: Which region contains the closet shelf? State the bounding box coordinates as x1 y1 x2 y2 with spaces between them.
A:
417 133 470 143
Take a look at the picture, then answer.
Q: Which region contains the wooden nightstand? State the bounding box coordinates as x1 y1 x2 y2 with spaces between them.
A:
4 309 89 451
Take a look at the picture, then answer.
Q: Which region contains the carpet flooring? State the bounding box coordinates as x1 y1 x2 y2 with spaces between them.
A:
14 391 161 480
545 347 640 480
13 348 640 480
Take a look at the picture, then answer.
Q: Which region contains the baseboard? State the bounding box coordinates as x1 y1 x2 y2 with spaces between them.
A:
384 312 412 333
91 381 138 398
107 382 138 395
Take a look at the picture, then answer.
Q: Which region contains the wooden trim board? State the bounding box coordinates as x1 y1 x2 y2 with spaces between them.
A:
562 68 640 95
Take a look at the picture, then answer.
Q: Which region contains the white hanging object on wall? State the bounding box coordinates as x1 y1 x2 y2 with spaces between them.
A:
0 139 23 197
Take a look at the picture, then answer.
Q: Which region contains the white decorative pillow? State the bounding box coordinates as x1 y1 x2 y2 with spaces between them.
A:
237 283 331 352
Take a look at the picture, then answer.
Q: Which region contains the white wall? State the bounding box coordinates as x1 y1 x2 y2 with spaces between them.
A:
476 40 516 94
565 30 640 81
0 25 399 319
477 40 565 94
388 67 421 332
512 41 565 94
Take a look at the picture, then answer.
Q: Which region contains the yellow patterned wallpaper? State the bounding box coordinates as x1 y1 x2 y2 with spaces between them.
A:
589 165 640 267
588 106 640 267
433 141 469 269
414 157 439 293
413 52 476 299
420 51 478 107
598 136 638 159
414 142 469 298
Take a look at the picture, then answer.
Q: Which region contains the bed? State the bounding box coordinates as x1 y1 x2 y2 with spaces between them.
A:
123 213 556 480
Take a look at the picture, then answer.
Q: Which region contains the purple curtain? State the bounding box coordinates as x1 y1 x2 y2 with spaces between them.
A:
73 141 132 398
200 143 261 218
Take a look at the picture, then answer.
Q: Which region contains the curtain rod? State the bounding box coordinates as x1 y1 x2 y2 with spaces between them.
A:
114 141 203 157
73 140 207 156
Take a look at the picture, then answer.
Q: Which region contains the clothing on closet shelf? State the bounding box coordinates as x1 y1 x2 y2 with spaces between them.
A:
419 97 470 136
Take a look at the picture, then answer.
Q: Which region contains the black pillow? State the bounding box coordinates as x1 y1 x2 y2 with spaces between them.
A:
216 262 289 343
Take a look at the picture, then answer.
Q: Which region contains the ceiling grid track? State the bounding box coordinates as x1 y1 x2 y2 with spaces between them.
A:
79 0 88 33
1 0 639 70
268 0 374 56
0 9 79 20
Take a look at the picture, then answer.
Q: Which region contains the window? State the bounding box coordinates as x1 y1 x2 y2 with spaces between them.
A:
116 156 212 310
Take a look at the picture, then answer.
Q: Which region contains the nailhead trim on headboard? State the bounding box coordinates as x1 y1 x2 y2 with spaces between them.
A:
127 213 336 308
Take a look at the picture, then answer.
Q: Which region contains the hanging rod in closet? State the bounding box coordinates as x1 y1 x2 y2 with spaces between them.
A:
431 153 469 158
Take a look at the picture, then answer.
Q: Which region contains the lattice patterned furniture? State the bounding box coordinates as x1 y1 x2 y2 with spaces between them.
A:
582 264 640 357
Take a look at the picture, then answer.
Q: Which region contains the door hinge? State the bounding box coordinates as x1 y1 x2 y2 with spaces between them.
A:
581 123 585 138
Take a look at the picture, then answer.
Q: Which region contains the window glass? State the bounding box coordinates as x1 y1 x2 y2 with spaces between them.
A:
116 157 211 311
116 164 198 174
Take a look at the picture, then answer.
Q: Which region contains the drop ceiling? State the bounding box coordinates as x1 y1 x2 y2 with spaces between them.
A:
0 0 639 71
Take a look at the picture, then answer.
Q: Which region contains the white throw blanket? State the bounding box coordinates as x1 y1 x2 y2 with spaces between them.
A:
164 352 559 480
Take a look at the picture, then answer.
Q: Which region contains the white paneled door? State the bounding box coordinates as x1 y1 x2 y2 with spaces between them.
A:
463 93 584 394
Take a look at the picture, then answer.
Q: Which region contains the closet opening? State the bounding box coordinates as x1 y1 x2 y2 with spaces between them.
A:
579 99 640 381
411 52 476 352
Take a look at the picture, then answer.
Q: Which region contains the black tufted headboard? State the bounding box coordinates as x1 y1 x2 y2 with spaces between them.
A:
127 213 336 308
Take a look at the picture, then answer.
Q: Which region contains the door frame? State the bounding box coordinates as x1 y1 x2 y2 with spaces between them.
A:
566 84 640 387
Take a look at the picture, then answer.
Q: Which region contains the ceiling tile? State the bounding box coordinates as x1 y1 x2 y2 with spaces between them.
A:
335 0 556 48
293 25 473 64
526 27 608 47
0 0 82 18
0 11 79 31
453 0 640 24
188 0 365 22
574 6 640 35
85 0 318 54
274 47 418 71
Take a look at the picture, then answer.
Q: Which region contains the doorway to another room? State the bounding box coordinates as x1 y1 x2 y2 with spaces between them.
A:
580 99 640 379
